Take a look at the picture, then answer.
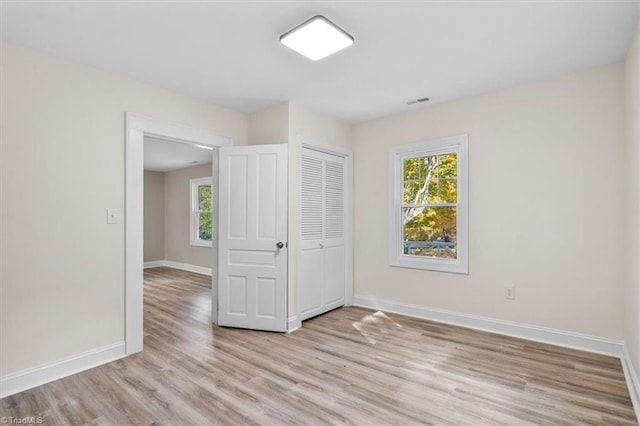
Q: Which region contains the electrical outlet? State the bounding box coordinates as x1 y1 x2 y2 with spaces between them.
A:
107 208 120 224
504 286 516 300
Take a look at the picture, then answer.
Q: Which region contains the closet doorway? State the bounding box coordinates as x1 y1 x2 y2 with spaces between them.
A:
298 142 353 322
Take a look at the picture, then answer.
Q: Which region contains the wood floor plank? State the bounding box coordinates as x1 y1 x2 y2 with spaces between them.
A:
0 266 636 425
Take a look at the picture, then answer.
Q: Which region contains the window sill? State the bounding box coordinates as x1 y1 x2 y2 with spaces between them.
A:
190 240 212 248
389 257 468 275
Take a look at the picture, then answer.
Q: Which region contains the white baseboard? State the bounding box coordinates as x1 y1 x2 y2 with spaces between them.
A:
621 343 640 420
0 341 126 399
352 296 624 357
164 260 212 276
144 260 212 276
287 316 302 333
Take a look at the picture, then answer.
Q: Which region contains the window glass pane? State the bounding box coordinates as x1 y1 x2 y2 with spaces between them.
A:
198 212 212 241
426 178 457 204
437 154 457 179
403 158 422 181
427 180 439 204
198 185 212 212
404 155 458 206
404 158 424 204
404 181 421 204
439 179 457 203
402 206 457 259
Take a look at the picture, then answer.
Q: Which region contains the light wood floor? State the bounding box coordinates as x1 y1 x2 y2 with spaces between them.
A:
1 266 636 425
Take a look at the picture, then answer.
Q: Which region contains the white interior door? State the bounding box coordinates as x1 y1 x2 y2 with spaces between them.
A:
217 144 287 332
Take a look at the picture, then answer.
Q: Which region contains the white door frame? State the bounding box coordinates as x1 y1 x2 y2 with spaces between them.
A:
125 113 232 354
297 139 354 325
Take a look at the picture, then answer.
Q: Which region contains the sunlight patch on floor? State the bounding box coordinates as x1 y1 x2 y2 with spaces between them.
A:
352 311 403 344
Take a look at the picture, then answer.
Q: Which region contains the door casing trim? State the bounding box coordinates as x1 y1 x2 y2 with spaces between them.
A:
125 113 232 354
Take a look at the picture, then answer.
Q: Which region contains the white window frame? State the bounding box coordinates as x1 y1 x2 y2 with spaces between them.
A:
389 134 468 274
190 176 213 247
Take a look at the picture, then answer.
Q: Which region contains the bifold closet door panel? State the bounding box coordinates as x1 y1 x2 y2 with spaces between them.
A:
300 154 323 250
324 245 345 309
324 158 345 245
299 249 323 320
299 147 347 321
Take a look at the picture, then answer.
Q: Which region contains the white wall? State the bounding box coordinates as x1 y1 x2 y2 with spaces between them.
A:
352 63 626 339
625 19 640 374
144 171 165 262
0 42 248 376
163 164 214 268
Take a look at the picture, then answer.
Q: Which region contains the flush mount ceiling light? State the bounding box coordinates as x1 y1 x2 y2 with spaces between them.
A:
280 15 354 61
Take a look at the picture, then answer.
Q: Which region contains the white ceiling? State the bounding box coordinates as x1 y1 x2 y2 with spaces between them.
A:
144 136 212 172
1 1 638 123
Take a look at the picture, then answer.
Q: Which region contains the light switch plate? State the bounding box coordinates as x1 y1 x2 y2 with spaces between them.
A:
504 285 516 300
107 208 120 224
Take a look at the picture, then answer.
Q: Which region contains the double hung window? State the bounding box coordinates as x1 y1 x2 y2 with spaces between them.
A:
389 135 468 274
190 177 213 247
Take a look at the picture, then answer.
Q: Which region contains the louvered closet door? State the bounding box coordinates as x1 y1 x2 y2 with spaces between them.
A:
299 154 324 318
299 148 346 321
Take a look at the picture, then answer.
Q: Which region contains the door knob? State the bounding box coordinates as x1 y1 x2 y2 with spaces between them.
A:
276 241 284 249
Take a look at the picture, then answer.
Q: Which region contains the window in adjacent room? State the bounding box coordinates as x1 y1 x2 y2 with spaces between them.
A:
389 134 468 274
190 177 213 247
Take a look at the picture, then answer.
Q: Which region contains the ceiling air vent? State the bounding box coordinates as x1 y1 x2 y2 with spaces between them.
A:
407 97 430 105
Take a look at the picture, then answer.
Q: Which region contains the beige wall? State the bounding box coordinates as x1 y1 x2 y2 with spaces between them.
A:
0 42 247 376
248 102 289 145
163 164 213 268
352 63 626 339
625 19 640 375
289 102 353 151
144 171 165 262
144 165 215 268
